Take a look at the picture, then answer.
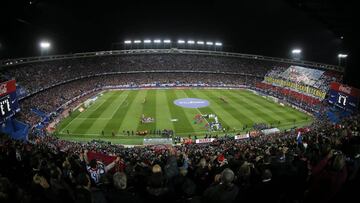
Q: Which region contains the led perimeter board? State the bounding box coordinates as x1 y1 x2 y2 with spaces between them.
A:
0 80 20 124
328 82 359 112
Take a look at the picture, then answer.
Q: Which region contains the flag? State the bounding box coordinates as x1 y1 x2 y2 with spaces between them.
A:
297 131 302 145
86 151 125 173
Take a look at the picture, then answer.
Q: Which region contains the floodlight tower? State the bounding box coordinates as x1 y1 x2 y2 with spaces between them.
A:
338 54 348 66
197 41 204 50
39 41 51 55
133 40 141 49
291 49 302 60
163 39 171 49
154 39 161 49
215 42 222 51
124 40 132 49
187 40 195 49
144 39 151 49
178 39 185 49
206 41 213 51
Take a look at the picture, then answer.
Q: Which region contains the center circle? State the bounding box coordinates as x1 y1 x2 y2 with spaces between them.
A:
174 98 210 108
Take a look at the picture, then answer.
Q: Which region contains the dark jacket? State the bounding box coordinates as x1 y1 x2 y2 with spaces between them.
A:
203 183 239 203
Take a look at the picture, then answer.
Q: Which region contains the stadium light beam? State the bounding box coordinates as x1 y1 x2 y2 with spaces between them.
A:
154 39 161 43
163 39 171 43
292 49 302 54
124 40 132 44
134 40 141 44
144 39 152 44
197 41 204 45
178 40 185 44
215 42 222 46
206 41 213 45
338 54 348 58
187 40 195 44
40 41 51 49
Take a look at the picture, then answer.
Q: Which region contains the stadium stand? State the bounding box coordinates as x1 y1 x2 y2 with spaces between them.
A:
1 113 359 202
1 49 358 203
0 50 341 129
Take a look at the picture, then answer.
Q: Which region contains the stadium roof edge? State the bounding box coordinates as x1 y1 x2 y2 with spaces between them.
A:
0 49 344 72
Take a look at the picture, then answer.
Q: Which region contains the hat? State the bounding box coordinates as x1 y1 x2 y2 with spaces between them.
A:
217 154 225 162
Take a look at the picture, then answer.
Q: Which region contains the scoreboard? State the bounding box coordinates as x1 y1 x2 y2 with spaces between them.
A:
328 82 359 112
0 80 20 124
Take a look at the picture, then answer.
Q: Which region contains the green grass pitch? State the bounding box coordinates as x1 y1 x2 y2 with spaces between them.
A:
55 89 313 145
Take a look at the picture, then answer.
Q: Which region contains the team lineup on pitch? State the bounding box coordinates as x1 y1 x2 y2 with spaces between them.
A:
56 89 313 144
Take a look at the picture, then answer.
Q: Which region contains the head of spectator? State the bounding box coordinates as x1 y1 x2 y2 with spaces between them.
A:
152 164 162 174
89 159 97 169
262 169 272 182
331 152 346 171
221 168 235 186
198 158 207 168
113 172 127 190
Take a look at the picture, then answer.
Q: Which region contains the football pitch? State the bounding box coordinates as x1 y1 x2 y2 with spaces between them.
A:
56 89 313 145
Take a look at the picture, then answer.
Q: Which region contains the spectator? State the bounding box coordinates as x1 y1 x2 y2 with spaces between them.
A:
203 168 239 203
106 172 140 203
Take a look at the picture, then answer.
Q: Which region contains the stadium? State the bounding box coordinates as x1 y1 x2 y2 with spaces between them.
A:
0 1 359 203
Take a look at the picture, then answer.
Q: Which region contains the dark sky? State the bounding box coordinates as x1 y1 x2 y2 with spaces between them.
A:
0 0 358 87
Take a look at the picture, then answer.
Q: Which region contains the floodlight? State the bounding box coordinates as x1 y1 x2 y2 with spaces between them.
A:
154 39 161 43
134 40 141 44
206 41 213 45
215 42 222 46
187 40 195 44
144 39 151 43
124 40 132 44
338 54 348 58
292 49 301 54
40 41 51 49
178 40 185 44
197 41 204 45
163 39 171 43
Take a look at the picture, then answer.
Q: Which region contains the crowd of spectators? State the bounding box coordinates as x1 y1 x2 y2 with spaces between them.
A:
1 112 359 203
253 83 322 113
2 54 288 95
264 66 343 93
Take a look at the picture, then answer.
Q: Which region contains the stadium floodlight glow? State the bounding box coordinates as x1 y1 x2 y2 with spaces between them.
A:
206 41 213 45
215 42 222 46
124 40 132 44
292 49 302 54
154 39 161 43
134 40 141 44
40 41 51 49
178 40 185 44
338 54 348 58
163 39 171 43
144 39 152 44
187 40 195 44
197 41 204 45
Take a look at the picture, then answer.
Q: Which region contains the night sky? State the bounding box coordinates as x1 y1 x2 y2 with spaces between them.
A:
0 0 358 87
